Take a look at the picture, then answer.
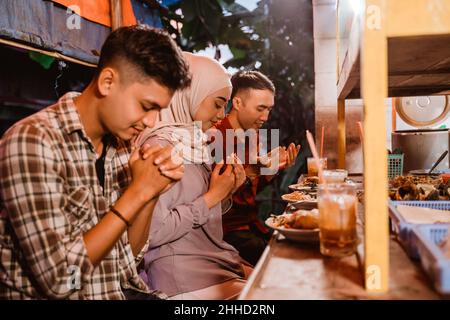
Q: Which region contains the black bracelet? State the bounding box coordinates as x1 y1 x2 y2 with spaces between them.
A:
110 206 131 228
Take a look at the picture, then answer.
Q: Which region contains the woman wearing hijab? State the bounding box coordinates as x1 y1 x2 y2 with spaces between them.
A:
135 52 252 300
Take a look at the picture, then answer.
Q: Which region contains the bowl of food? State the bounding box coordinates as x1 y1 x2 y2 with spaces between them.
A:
265 209 320 242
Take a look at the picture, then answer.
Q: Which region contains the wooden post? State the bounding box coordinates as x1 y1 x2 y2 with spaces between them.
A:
361 0 389 293
110 0 123 30
337 99 346 169
336 1 346 170
392 98 397 132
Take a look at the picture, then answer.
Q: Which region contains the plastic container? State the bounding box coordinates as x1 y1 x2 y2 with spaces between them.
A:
388 200 450 259
387 153 404 179
411 225 450 295
391 200 450 211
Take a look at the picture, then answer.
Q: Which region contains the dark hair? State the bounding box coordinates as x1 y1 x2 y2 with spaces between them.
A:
230 70 275 99
96 25 191 92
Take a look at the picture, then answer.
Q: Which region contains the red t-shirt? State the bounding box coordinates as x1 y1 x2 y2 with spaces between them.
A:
214 117 270 235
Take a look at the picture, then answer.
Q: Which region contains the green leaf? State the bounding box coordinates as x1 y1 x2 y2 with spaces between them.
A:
28 51 55 70
181 0 196 22
229 46 246 60
197 0 222 37
219 0 235 5
181 20 195 38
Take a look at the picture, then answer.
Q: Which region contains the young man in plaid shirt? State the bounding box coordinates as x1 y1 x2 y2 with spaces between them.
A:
0 26 191 299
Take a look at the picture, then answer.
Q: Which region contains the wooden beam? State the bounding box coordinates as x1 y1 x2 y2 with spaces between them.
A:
337 99 346 169
361 0 389 293
0 38 96 68
110 0 123 31
336 0 341 77
337 57 360 99
336 1 345 169
392 98 397 132
387 0 450 37
336 0 361 100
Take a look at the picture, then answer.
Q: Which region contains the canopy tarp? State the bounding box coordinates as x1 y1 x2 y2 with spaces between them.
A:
52 0 137 27
0 0 162 65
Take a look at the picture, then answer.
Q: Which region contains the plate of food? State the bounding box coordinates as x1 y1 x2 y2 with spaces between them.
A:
286 200 318 212
297 175 320 188
288 183 315 192
265 209 320 242
281 191 316 203
345 179 364 190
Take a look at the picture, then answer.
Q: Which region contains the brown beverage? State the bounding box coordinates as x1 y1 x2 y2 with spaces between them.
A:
307 157 327 176
318 185 357 257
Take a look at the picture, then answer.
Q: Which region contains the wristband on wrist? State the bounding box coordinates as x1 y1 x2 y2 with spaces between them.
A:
110 206 131 228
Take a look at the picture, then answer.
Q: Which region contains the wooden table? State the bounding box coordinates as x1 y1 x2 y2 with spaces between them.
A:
239 204 442 300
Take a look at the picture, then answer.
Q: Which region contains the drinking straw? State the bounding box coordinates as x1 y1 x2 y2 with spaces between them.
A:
357 121 364 146
306 130 327 186
320 126 325 158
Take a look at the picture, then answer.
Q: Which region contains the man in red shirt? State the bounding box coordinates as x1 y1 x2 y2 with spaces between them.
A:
214 71 300 265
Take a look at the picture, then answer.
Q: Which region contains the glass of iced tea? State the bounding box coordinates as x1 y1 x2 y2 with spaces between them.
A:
322 169 348 183
307 157 327 176
317 183 358 257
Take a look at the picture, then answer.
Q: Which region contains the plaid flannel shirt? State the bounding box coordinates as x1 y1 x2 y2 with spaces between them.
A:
0 92 157 299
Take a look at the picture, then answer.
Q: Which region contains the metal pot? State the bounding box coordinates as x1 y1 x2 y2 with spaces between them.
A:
391 129 449 173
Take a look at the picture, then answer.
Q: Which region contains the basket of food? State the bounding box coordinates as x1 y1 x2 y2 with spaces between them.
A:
389 175 450 203
388 175 450 258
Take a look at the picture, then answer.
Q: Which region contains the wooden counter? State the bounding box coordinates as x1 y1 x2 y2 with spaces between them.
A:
239 232 440 300
239 204 442 300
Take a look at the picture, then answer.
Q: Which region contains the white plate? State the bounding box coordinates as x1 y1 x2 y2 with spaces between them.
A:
288 183 314 191
281 193 316 203
345 180 364 190
265 215 319 243
286 201 318 211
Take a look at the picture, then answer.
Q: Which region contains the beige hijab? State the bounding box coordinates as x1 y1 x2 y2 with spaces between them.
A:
135 52 231 164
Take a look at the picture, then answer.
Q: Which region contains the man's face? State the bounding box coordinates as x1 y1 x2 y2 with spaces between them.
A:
234 88 275 130
98 70 173 141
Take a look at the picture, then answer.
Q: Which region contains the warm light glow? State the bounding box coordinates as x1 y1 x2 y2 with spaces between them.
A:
350 0 361 15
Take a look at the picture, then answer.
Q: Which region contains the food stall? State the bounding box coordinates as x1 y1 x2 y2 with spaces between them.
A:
240 0 450 299
1 0 450 303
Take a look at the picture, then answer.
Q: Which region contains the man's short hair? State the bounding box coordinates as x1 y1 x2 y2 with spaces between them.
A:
96 25 191 92
230 70 275 99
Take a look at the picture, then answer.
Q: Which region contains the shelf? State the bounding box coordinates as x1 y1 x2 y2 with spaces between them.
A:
335 0 450 293
338 35 450 99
